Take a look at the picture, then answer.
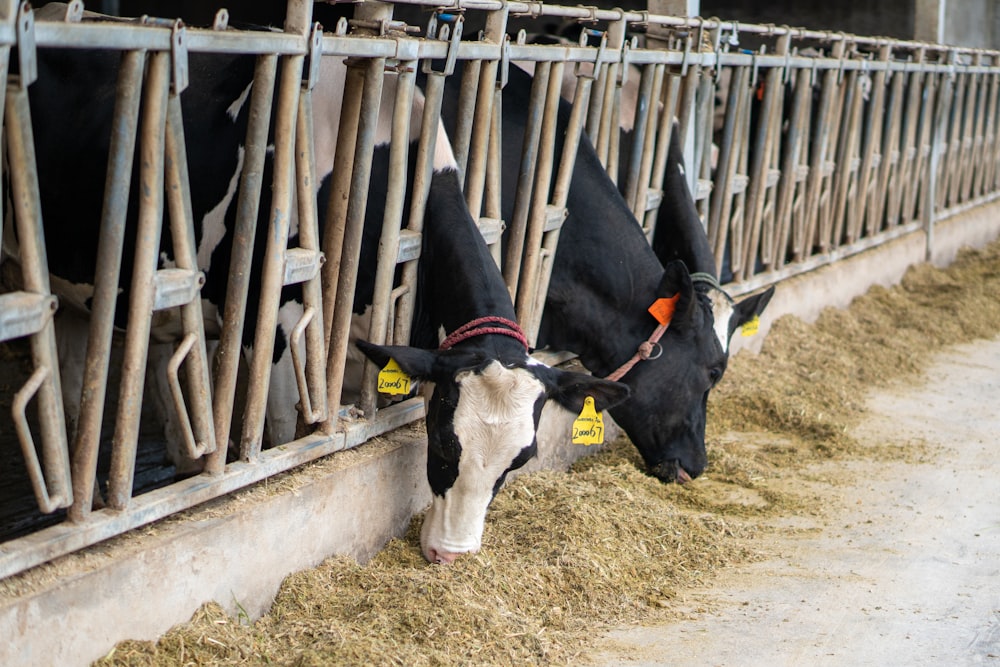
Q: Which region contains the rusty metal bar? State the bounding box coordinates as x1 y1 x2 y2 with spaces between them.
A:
708 63 749 267
393 63 446 348
905 69 939 224
741 34 789 279
630 63 664 226
162 85 217 463
774 68 813 266
360 62 416 419
870 59 906 230
205 53 277 475
321 56 386 426
451 59 481 183
830 64 865 249
59 48 143 519
5 77 72 514
240 49 306 458
854 44 891 240
643 70 682 240
292 70 329 428
503 59 549 299
515 60 563 339
106 51 171 509
463 7 507 219
802 40 845 254
887 52 925 227
526 60 594 344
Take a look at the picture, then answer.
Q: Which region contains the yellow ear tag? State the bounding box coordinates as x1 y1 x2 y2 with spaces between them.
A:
741 315 760 337
377 358 412 395
572 396 605 446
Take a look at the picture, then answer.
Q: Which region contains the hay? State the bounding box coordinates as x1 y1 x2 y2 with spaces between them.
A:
95 239 1000 667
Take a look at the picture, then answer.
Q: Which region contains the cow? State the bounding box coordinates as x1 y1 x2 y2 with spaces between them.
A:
437 62 774 484
10 5 629 563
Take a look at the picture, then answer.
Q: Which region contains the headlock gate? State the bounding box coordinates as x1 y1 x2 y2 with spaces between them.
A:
1 0 999 580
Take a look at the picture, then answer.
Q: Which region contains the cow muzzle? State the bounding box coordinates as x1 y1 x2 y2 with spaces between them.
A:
424 545 476 565
650 459 693 484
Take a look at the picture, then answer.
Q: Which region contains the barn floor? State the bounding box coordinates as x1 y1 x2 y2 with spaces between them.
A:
588 337 1000 665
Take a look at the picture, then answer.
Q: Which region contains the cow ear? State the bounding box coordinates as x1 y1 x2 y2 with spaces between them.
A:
656 260 696 326
356 340 438 379
728 285 775 339
538 367 631 413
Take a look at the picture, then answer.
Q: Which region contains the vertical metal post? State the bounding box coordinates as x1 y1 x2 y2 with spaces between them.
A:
803 39 845 254
463 7 508 220
359 62 416 419
320 57 385 426
107 51 171 508
503 60 549 299
205 54 277 474
5 77 73 513
66 50 144 520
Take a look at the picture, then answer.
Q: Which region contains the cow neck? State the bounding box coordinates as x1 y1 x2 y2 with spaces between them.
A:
439 317 529 352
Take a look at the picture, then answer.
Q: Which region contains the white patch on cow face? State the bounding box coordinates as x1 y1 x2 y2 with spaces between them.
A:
708 290 735 353
420 361 545 559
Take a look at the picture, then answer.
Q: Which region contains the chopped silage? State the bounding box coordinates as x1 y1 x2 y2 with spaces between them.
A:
96 239 1000 666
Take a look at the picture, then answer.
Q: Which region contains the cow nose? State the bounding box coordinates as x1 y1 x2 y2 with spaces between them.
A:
425 547 462 565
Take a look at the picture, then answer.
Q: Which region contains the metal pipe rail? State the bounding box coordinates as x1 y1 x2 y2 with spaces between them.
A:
2 0 1000 583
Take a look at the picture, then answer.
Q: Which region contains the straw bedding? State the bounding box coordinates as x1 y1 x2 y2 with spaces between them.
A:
97 239 1000 666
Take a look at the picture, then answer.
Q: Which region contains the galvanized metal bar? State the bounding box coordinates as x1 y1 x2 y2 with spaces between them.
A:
932 66 957 216
803 40 846 254
163 86 217 463
904 69 939 223
741 34 789 279
597 18 627 180
940 63 964 208
623 62 656 214
527 60 594 344
774 68 813 266
292 79 329 427
452 59 481 183
239 49 306 459
4 78 72 514
855 44 891 239
632 63 665 230
503 60 549 299
205 53 277 475
515 60 563 340
974 65 998 197
830 66 865 249
106 51 171 509
485 84 505 267
393 66 445 348
887 51 925 227
61 48 141 519
360 63 416 419
708 63 749 267
321 56 385 427
641 69 681 242
463 7 507 219
870 61 906 230
962 56 987 201
979 66 1000 195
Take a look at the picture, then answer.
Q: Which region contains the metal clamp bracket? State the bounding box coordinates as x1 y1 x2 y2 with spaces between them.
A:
305 23 323 90
171 20 189 94
16 2 37 89
423 11 464 77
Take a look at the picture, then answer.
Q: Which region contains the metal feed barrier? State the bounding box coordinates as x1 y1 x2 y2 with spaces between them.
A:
1 0 999 581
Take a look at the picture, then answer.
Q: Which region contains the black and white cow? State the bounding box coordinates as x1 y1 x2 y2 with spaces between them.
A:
14 6 628 563
438 63 773 483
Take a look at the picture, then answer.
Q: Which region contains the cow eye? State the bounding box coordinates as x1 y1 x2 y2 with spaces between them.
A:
708 367 723 387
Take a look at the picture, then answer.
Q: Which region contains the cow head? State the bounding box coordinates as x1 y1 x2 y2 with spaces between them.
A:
607 260 774 484
356 340 629 564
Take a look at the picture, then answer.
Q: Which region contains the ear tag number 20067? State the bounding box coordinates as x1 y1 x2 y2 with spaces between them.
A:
572 396 605 446
377 358 412 396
